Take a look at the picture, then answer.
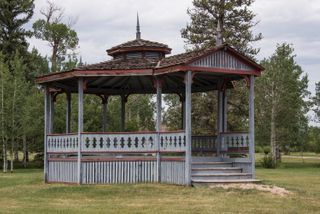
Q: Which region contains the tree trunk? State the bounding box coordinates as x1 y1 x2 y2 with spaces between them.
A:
14 141 19 161
10 137 14 173
2 141 7 173
22 134 28 168
51 45 58 72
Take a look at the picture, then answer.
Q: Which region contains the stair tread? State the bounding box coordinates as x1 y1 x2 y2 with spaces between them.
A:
192 179 260 183
192 173 252 177
192 167 241 171
192 162 233 165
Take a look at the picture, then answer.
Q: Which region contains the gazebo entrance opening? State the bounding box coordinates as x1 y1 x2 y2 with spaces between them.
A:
37 20 262 185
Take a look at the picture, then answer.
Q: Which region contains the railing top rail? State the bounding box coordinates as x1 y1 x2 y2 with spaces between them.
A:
47 133 78 136
220 131 249 135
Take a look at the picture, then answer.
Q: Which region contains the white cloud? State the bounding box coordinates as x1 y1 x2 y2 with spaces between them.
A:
27 0 320 95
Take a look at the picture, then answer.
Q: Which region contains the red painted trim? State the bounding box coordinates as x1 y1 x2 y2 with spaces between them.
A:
160 151 185 154
47 133 77 136
48 157 185 162
47 152 77 155
82 151 158 154
81 131 157 135
220 131 249 134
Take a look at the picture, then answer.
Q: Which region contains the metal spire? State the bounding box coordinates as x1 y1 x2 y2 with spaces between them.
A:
136 12 141 39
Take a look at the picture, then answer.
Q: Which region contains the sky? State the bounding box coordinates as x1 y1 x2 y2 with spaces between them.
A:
27 0 320 122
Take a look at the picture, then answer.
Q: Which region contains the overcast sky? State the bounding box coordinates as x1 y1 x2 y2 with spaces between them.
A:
27 0 320 98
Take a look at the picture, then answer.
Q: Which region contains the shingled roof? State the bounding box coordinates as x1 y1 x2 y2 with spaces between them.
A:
107 39 172 56
76 57 158 70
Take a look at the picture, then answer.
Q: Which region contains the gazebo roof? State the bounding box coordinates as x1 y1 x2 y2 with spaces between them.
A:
107 38 172 56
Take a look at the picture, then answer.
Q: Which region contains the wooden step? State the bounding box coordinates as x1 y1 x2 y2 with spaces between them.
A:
192 167 242 174
192 162 233 168
192 179 261 187
192 173 252 180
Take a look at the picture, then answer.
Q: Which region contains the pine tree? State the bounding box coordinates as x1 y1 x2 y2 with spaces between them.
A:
0 0 34 64
181 0 262 57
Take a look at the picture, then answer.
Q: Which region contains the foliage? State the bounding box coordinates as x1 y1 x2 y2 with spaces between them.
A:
307 126 320 153
260 155 276 168
255 43 309 164
181 0 262 58
33 1 78 72
313 82 320 122
0 0 34 64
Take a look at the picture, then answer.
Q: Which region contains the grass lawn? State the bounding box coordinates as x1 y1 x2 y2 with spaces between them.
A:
0 156 320 214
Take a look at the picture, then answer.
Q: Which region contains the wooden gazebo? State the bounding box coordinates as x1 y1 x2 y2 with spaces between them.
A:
36 18 263 185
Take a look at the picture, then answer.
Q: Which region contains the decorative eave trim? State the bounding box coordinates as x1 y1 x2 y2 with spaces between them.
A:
107 46 172 56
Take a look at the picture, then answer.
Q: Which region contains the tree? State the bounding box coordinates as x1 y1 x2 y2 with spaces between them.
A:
33 1 79 72
0 0 34 64
256 43 309 165
181 0 262 57
313 82 320 122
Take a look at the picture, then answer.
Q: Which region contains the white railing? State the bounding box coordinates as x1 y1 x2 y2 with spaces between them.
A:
160 131 186 152
47 131 186 153
47 134 79 153
81 132 157 152
220 132 250 154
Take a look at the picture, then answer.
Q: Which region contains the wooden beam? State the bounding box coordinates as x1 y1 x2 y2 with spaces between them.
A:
185 71 192 186
120 94 127 131
156 78 162 182
44 87 50 183
66 92 71 133
102 95 109 132
77 78 84 184
249 75 255 178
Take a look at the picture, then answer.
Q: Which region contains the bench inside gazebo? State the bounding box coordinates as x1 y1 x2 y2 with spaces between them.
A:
36 20 263 186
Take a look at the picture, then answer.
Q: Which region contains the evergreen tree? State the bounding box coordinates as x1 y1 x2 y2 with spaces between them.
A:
256 43 309 165
313 82 320 122
181 0 262 57
0 0 34 64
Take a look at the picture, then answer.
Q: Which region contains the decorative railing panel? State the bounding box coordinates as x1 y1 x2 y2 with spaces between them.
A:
192 135 217 154
81 132 158 152
221 132 250 154
159 132 186 152
47 134 79 153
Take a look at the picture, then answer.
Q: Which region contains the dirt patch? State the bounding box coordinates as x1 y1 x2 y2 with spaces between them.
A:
211 184 292 196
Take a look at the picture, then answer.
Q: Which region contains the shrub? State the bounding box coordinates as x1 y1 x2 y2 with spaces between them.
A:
261 155 277 168
263 146 271 155
255 146 263 153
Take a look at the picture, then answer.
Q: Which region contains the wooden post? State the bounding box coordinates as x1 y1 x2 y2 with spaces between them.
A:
121 94 126 132
180 95 185 130
44 86 50 183
66 92 71 133
49 93 55 134
156 78 162 182
185 71 192 186
217 90 223 156
223 90 228 132
249 75 255 178
77 78 84 184
102 95 109 132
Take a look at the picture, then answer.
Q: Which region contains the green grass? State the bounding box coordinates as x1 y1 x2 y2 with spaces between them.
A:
0 156 320 214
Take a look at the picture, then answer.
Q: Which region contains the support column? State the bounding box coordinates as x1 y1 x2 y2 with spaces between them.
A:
102 95 109 132
66 92 71 133
77 78 84 184
49 93 55 134
121 95 126 132
180 95 185 130
217 90 223 156
249 75 255 178
223 90 228 132
44 86 50 183
156 78 162 182
185 71 192 186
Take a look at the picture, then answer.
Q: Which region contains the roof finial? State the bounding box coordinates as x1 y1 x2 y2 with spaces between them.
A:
136 12 141 39
216 19 223 46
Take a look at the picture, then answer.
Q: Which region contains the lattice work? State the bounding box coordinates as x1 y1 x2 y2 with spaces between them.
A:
159 132 186 152
47 134 79 153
